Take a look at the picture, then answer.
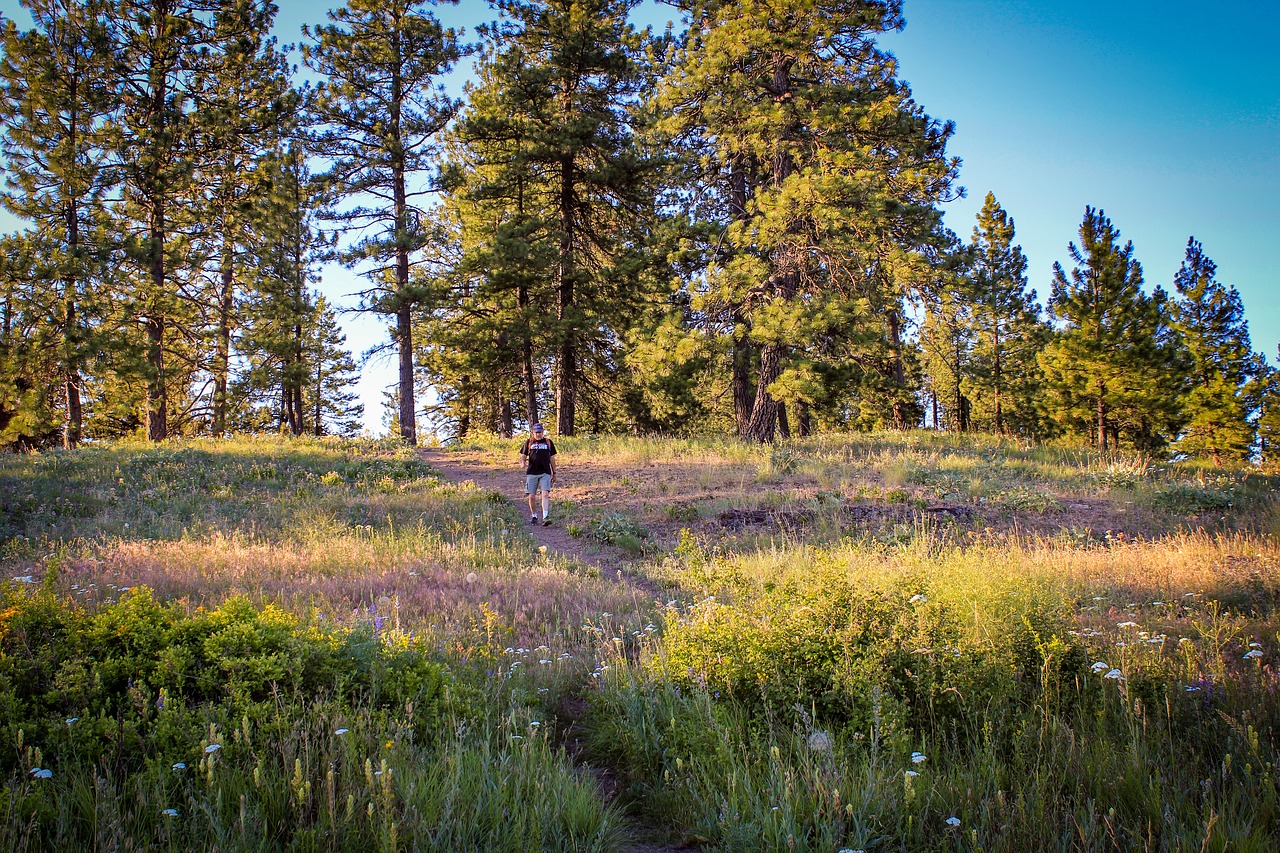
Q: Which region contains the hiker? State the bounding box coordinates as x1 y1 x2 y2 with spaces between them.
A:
519 423 557 525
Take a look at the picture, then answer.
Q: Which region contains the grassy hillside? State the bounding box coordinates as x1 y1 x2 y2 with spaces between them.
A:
2 433 1279 851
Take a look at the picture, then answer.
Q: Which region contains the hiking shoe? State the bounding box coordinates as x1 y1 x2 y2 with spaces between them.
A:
530 515 538 524
542 518 552 526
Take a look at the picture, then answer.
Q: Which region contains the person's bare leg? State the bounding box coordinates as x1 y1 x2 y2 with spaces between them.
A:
541 490 550 521
527 490 538 520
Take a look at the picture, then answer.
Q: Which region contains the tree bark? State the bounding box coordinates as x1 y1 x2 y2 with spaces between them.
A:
213 237 233 435
732 313 753 435
391 32 416 445
777 400 791 439
743 342 783 442
1096 378 1108 451
887 307 907 429
796 400 811 437
554 155 576 436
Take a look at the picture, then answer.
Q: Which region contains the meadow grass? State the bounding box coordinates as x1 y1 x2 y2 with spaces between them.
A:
2 432 1278 851
585 529 1280 851
0 436 645 851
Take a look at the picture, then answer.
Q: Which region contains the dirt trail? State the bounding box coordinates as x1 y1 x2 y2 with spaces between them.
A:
419 447 690 852
419 447 664 596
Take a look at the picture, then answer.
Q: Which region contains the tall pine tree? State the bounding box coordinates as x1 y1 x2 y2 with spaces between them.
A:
1168 238 1260 463
0 0 114 447
446 0 655 436
964 192 1045 437
106 0 213 440
655 0 958 441
194 0 298 435
303 0 463 445
1039 207 1184 451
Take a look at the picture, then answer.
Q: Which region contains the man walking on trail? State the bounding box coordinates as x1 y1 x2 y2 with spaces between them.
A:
519 423 556 525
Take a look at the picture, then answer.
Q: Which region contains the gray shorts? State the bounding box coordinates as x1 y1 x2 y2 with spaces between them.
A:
525 473 552 494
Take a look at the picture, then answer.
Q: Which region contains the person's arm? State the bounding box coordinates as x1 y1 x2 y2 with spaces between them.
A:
518 439 528 468
549 440 557 481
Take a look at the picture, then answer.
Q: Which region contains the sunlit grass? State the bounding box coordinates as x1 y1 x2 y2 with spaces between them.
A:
4 431 1279 850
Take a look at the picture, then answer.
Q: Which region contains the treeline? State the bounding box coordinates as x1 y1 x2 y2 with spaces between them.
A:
3 0 1278 462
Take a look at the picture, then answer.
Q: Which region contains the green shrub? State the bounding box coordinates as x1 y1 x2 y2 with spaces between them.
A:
0 586 447 772
652 567 1083 738
590 512 649 554
1151 481 1235 514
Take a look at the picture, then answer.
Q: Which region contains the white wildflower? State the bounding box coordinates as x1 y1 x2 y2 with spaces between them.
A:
161 808 179 817
204 743 222 754
945 816 961 828
1104 669 1124 680
911 751 927 764
335 728 349 736
807 730 833 752
1090 661 1109 674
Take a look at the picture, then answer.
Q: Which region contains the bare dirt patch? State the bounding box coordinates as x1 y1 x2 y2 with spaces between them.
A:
420 441 1195 558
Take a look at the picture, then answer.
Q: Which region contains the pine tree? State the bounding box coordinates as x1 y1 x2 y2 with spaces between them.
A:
1038 207 1184 451
655 0 958 441
194 0 298 435
1257 351 1280 466
302 0 463 445
446 0 656 437
235 146 330 435
0 0 115 448
964 193 1046 437
0 235 66 448
106 0 213 441
919 271 974 431
304 295 364 436
1168 238 1260 463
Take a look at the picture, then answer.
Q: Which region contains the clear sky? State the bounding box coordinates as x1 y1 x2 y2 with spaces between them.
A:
2 0 1276 436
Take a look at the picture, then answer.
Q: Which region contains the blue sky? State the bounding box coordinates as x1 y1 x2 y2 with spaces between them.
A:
2 0 1276 434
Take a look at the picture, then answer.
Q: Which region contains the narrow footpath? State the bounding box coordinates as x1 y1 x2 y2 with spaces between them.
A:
418 447 691 853
418 447 665 596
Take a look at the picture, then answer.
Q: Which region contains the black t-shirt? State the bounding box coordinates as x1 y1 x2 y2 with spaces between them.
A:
521 437 557 475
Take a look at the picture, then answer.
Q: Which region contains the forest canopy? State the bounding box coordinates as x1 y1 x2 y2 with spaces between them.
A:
1 0 1276 461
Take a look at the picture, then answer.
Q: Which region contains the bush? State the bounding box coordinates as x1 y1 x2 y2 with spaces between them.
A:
0 586 447 772
590 512 649 554
653 566 1084 739
1152 482 1235 514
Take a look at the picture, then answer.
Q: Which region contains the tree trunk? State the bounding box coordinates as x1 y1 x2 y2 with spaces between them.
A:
1096 379 1108 451
289 317 304 435
887 307 907 429
63 199 82 450
499 397 514 438
518 282 538 425
743 342 783 442
145 311 166 441
391 46 416 445
796 400 811 437
732 314 753 435
992 328 1004 435
396 300 415 444
777 401 791 439
555 156 576 436
313 358 324 436
213 236 233 435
